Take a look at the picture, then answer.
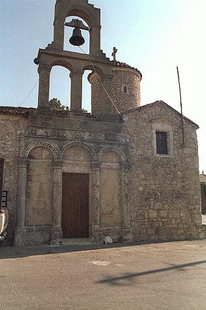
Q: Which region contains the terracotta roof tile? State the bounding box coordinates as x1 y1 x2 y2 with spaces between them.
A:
114 61 142 78
0 106 35 118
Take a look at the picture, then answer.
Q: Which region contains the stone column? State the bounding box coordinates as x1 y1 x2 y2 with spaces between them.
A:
91 161 101 239
121 163 131 242
38 64 50 109
15 157 28 245
70 70 83 112
50 160 63 244
90 26 101 55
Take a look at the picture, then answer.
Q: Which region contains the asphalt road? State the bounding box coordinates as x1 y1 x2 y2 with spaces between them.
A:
1 240 206 310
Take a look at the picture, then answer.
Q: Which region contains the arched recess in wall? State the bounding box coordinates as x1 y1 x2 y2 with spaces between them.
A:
26 146 53 227
100 151 122 232
64 16 89 54
49 65 71 109
63 145 92 173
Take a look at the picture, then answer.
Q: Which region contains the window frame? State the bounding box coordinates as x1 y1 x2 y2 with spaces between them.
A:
152 122 173 157
121 84 129 94
156 131 168 155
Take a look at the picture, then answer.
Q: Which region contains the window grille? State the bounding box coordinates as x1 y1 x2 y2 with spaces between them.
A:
156 131 168 154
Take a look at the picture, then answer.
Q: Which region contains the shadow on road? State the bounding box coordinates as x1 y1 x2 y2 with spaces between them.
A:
96 260 206 286
0 241 148 259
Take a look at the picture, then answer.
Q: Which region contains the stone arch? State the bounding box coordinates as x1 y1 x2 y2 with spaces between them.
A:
53 0 101 54
28 146 53 160
49 61 73 73
49 63 72 109
84 66 104 80
60 141 96 161
99 147 127 164
65 8 97 27
24 141 59 160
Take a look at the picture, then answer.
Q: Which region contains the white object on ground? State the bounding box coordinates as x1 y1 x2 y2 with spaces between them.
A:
0 209 9 236
103 236 113 244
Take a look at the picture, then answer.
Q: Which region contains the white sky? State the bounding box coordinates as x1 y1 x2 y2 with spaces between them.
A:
0 0 206 171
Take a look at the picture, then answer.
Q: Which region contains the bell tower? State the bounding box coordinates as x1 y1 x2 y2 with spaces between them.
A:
36 0 114 117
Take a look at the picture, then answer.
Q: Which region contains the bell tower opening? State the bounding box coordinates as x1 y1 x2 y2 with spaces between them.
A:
64 17 89 54
82 69 92 113
49 66 71 109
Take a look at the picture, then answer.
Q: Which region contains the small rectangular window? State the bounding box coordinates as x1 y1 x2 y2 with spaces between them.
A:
156 131 168 155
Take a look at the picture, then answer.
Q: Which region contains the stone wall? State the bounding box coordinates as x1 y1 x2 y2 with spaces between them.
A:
0 102 203 245
89 66 141 117
111 67 141 113
89 73 102 117
123 101 202 241
0 114 28 243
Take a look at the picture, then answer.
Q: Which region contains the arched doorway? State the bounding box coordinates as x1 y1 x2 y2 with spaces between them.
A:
62 145 92 238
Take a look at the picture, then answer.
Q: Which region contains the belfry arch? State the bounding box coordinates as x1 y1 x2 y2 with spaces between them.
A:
52 0 101 54
64 16 90 53
49 65 71 109
36 0 114 117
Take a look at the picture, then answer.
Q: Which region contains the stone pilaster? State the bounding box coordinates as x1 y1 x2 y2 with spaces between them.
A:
14 157 28 245
50 160 63 244
121 162 131 242
91 161 101 239
70 70 83 112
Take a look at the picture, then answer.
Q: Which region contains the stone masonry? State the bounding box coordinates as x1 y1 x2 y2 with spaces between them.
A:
0 0 203 246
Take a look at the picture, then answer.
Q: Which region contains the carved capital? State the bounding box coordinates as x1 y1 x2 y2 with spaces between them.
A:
19 157 29 167
53 160 63 168
91 161 101 169
122 162 131 170
70 69 83 78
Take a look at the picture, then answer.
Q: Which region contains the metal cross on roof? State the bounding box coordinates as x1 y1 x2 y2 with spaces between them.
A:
112 47 118 63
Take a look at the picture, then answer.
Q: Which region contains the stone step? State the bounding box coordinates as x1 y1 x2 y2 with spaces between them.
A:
202 215 206 225
200 225 206 239
62 238 96 246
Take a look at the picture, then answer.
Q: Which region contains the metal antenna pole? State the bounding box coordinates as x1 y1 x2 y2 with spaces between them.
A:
176 66 185 146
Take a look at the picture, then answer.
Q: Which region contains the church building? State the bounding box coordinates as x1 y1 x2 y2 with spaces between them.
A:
0 0 203 246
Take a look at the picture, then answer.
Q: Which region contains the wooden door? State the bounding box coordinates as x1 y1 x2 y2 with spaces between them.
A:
0 159 4 203
62 173 89 238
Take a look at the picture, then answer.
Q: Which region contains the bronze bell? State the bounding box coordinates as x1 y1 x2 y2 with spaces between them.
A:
69 27 85 46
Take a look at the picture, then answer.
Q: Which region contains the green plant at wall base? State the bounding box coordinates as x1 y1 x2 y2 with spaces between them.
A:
200 183 206 200
201 183 206 195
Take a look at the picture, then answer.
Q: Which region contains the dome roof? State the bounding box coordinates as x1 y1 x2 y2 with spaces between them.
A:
113 61 142 79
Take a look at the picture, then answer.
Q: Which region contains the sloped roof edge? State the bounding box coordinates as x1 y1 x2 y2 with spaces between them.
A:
122 100 199 128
